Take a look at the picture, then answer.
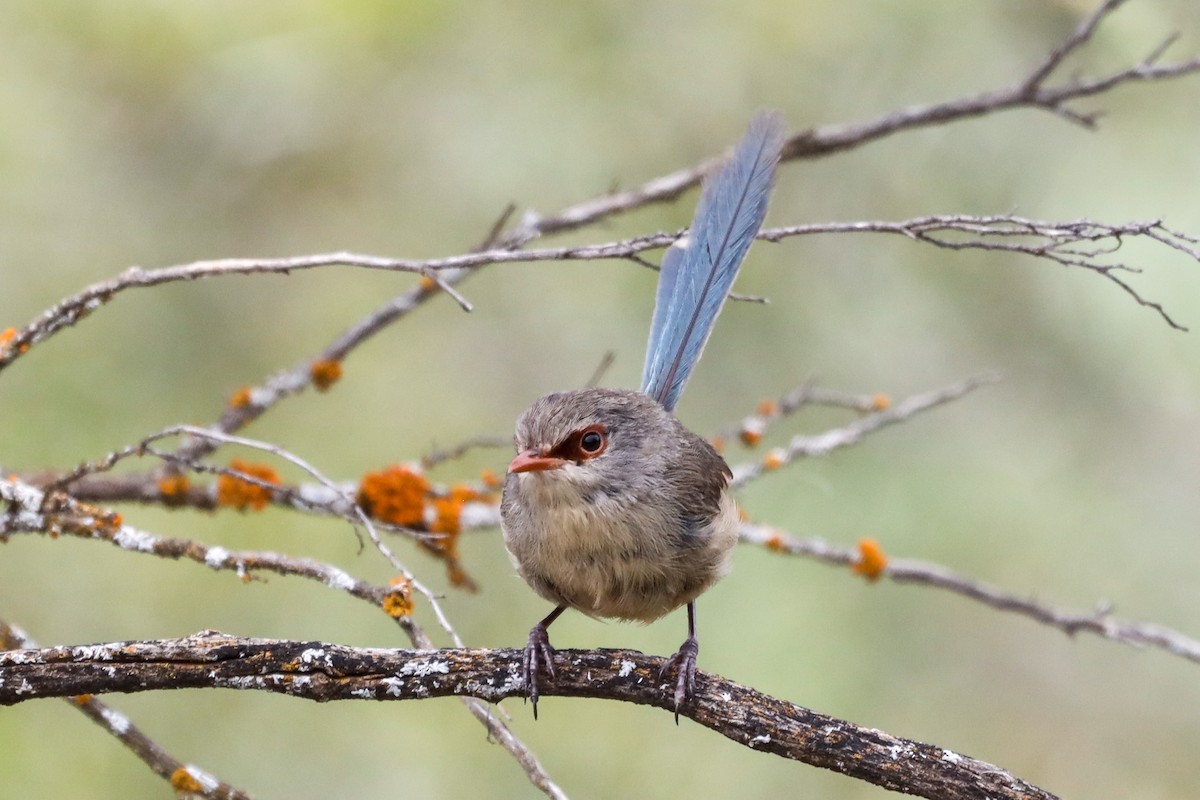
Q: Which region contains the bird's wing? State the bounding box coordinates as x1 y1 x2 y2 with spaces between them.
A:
640 111 785 412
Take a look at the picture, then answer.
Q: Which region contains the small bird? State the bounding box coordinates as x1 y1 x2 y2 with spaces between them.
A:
501 111 785 717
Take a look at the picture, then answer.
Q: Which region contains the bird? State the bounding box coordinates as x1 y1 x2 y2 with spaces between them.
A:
500 111 785 718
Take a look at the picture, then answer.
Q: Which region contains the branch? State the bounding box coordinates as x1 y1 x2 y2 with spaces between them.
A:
740 526 1200 666
0 634 1059 800
0 622 253 800
515 0 1200 233
4 0 1196 377
761 216 1199 331
729 374 1001 488
0 476 565 799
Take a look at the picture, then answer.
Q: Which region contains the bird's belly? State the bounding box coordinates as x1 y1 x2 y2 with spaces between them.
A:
504 493 737 622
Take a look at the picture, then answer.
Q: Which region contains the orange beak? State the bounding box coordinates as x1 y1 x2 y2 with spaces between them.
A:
508 450 568 474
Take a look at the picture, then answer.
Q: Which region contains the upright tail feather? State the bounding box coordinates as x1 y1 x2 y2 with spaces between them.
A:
641 111 785 412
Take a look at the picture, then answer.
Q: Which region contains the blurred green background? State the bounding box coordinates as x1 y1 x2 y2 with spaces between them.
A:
2 0 1199 797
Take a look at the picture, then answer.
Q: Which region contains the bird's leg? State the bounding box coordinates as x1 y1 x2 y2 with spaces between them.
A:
523 604 566 719
658 600 699 723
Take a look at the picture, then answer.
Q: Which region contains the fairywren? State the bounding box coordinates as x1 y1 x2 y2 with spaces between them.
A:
501 112 785 717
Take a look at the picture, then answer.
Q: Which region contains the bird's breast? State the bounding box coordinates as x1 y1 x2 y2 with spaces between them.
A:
501 471 738 622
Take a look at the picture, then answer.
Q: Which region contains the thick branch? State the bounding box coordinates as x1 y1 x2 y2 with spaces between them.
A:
0 622 253 800
0 634 1058 800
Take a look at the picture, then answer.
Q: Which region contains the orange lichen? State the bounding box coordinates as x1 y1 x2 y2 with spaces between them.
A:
228 386 253 409
157 473 190 505
852 537 888 582
761 448 785 470
216 459 281 511
756 399 778 416
430 484 481 537
419 275 439 292
480 469 503 489
357 465 429 527
0 327 26 355
739 428 763 447
870 393 892 411
170 767 204 794
764 531 787 552
70 694 93 706
446 562 475 590
708 436 725 455
382 577 415 618
310 359 343 392
426 484 482 591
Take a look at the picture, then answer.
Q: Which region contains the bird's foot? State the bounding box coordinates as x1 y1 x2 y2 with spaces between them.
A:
522 622 556 719
657 634 699 723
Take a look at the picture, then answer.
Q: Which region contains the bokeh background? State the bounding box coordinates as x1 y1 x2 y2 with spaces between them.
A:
2 0 1199 797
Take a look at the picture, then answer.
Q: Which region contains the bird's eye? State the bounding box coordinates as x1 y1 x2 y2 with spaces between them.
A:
553 424 608 462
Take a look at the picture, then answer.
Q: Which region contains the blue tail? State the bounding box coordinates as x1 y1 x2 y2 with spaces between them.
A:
641 111 785 411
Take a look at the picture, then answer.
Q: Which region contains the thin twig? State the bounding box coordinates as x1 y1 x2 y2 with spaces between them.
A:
738 525 1200 665
729 374 1001 488
4 15 1197 375
711 381 891 448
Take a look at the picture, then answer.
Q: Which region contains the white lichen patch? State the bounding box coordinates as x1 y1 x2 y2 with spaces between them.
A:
114 526 158 552
749 734 771 747
71 643 120 661
381 677 405 697
248 387 276 407
460 501 500 529
299 648 330 667
204 546 230 568
398 658 450 677
617 659 636 678
184 765 220 792
296 483 346 507
3 649 39 665
941 749 963 764
323 567 356 591
99 705 131 735
350 687 376 699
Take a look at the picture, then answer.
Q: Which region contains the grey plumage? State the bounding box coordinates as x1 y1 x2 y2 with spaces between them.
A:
502 389 738 622
500 112 785 716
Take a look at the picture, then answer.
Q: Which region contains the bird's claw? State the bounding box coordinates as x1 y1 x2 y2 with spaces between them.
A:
658 635 699 723
522 623 556 719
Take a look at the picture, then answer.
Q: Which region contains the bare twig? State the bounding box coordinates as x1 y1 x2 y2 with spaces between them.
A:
0 634 1059 800
760 216 1199 331
421 435 511 470
3 214 1192 398
4 3 1196 376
